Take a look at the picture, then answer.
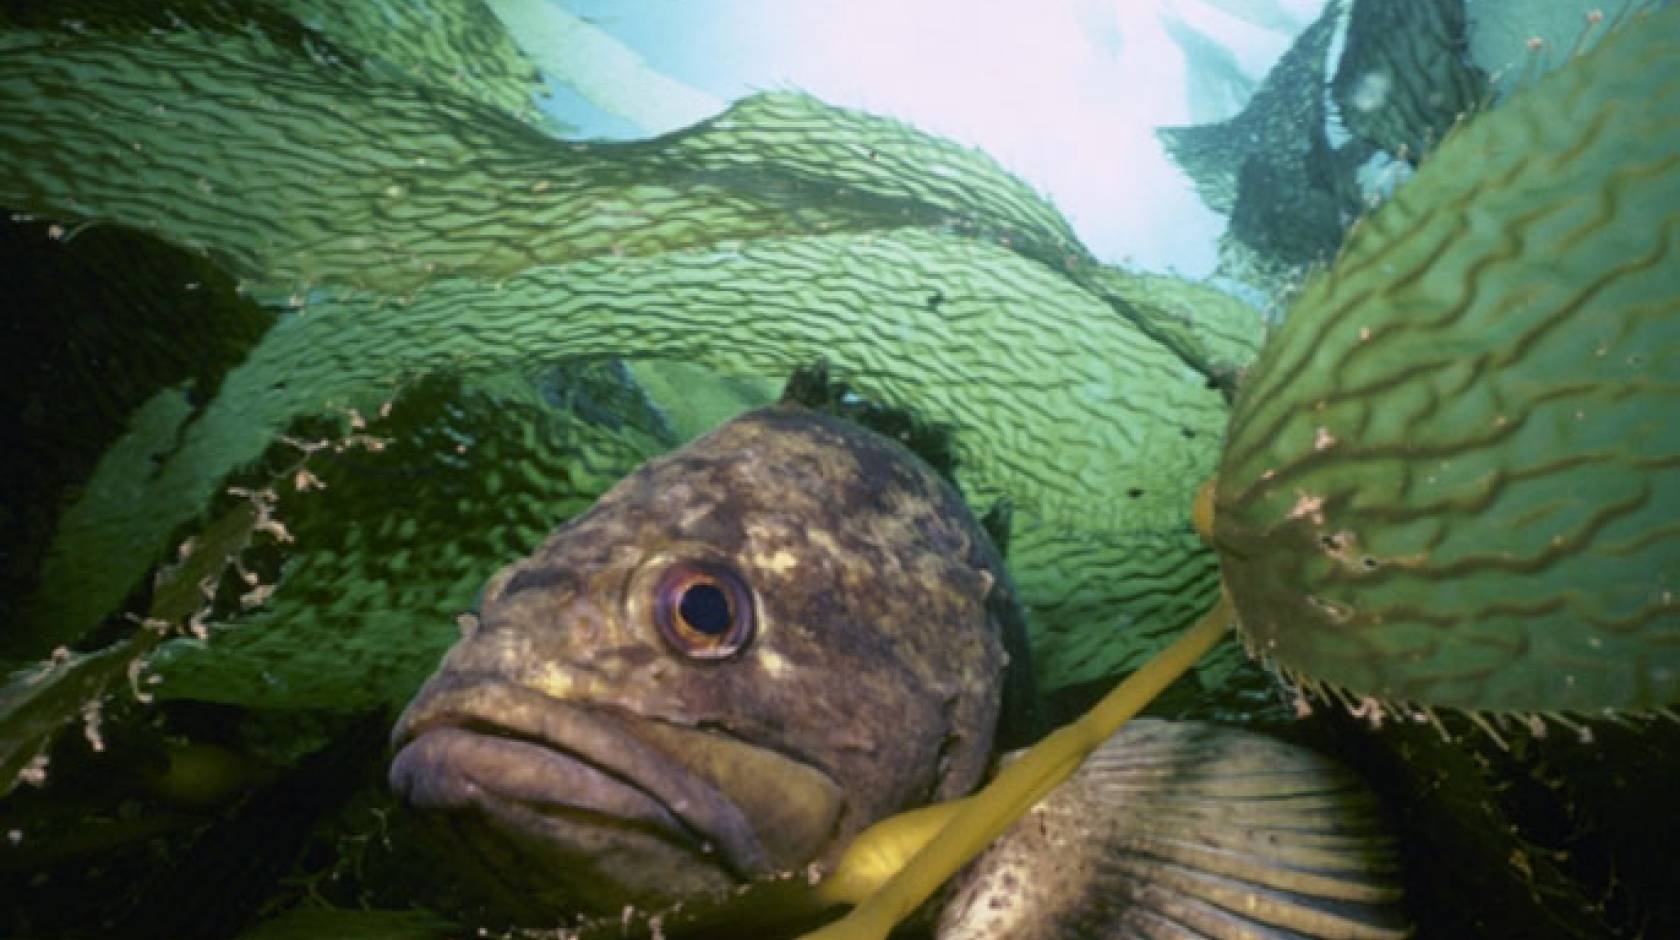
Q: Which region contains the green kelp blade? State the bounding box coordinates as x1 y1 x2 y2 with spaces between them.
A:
2 6 1259 702
0 16 1079 298
234 907 460 940
273 0 553 125
480 0 722 134
138 364 679 711
0 1 548 125
0 499 256 797
1329 0 1487 166
121 230 1235 712
143 359 776 712
1213 4 1680 713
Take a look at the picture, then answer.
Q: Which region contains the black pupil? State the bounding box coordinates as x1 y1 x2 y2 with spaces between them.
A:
678 583 732 636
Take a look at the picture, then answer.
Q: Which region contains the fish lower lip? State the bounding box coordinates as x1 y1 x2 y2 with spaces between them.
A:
388 683 770 877
390 724 696 846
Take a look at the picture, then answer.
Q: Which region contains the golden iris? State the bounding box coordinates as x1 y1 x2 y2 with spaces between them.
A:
653 562 754 659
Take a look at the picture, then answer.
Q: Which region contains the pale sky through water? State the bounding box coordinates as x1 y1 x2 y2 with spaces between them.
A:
538 0 1331 278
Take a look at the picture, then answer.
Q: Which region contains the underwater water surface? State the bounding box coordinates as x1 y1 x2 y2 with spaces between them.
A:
1 1 1677 938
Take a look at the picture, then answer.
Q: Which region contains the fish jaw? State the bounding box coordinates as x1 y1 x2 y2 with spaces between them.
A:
388 679 843 917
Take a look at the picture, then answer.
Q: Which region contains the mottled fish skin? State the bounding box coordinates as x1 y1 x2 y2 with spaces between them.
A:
938 721 1411 940
389 405 1028 920
390 405 1408 938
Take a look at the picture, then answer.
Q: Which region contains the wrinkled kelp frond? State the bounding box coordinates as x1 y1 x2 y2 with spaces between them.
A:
1214 3 1680 714
0 497 259 797
0 18 1078 295
1158 1 1368 305
274 0 553 124
1 3 1263 707
1331 0 1490 164
143 364 681 709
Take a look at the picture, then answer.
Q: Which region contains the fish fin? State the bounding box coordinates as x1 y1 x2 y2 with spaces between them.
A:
935 719 1410 940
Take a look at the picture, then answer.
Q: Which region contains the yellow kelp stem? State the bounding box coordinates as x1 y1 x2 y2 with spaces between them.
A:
802 590 1234 939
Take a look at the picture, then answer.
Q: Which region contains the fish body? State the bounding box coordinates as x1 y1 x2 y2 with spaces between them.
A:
390 405 1030 919
391 406 1405 937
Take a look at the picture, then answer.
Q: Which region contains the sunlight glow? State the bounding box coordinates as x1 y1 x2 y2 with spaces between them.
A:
545 0 1329 276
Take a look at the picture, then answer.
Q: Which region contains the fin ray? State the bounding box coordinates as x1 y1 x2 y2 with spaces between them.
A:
935 720 1411 939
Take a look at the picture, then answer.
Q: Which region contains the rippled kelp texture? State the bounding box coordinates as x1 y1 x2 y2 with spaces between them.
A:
1214 4 1679 712
0 1 1263 712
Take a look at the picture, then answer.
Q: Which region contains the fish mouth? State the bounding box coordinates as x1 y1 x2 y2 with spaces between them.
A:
388 681 772 881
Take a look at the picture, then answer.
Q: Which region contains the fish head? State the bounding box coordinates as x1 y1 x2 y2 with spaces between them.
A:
388 405 1016 920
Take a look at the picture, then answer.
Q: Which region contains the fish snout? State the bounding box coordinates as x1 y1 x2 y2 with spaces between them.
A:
387 681 844 918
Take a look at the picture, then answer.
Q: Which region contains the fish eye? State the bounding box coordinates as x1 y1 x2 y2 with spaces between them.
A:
653 561 755 659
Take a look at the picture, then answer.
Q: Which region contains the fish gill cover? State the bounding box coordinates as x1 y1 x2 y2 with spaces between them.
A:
0 0 1262 711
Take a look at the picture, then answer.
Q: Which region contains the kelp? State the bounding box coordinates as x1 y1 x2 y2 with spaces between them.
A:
234 908 460 940
1330 0 1489 164
0 500 257 798
1212 1 1680 713
1157 1 1370 304
1 3 1676 939
0 215 276 657
803 6 1680 937
0 0 1263 708
146 363 684 709
272 0 552 124
0 0 551 124
478 0 722 134
1467 0 1651 96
